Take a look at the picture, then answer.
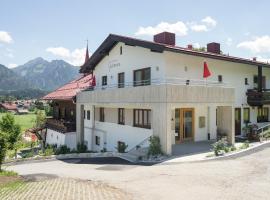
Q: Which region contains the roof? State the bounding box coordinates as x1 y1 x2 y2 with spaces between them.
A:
0 103 17 110
80 34 270 73
42 74 93 100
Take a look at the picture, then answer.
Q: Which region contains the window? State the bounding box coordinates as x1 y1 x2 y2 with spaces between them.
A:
118 108 125 125
257 107 269 122
71 110 74 117
87 110 90 120
99 107 105 122
95 136 100 146
134 68 151 87
118 72 125 88
245 78 248 85
218 75 223 82
120 46 123 55
102 76 107 86
243 108 250 123
133 109 151 129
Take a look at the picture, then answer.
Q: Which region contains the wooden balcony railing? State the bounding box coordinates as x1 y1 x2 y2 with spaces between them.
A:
46 118 76 133
246 89 270 106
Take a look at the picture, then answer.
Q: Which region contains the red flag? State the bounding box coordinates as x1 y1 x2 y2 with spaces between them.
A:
203 61 211 78
92 75 96 87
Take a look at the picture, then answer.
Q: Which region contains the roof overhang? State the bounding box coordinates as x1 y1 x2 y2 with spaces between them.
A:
80 34 270 73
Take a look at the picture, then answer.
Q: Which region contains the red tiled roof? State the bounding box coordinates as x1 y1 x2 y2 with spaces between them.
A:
42 74 93 100
0 103 17 110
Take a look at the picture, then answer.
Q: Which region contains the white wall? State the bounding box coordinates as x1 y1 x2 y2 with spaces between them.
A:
46 129 76 150
93 42 165 87
94 121 153 152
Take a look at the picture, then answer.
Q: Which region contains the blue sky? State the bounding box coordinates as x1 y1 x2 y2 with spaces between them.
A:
1 0 270 68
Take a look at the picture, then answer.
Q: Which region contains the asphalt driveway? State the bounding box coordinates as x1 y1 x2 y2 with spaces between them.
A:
5 147 270 200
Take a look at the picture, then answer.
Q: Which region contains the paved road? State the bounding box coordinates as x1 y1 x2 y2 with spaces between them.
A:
6 147 270 200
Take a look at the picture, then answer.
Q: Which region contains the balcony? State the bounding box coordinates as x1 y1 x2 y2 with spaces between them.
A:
46 118 76 133
246 89 270 106
78 77 235 105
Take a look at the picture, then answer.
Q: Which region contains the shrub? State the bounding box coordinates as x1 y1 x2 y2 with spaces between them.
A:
55 145 70 155
212 139 228 156
240 141 249 149
117 141 128 153
230 145 237 151
148 136 162 156
77 143 87 153
0 133 7 171
44 147 54 156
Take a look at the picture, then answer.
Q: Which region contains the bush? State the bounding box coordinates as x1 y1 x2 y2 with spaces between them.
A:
212 139 228 156
55 145 70 155
44 147 54 156
0 134 7 171
77 143 87 153
22 151 34 158
230 145 237 151
116 141 128 153
240 141 249 149
148 136 162 156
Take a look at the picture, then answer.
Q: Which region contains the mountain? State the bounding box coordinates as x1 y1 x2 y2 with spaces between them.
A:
13 57 79 91
0 64 31 91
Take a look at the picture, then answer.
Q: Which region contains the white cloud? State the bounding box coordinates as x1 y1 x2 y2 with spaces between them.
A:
46 47 70 57
226 37 233 46
8 63 18 68
201 16 217 27
0 31 13 43
46 46 88 66
190 24 208 32
193 43 201 48
237 35 270 53
135 21 188 36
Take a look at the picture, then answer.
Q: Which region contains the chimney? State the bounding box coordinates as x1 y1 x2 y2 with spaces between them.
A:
154 32 175 46
253 57 257 61
187 44 193 50
207 42 220 54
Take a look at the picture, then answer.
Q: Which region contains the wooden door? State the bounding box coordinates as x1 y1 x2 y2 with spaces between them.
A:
175 108 194 143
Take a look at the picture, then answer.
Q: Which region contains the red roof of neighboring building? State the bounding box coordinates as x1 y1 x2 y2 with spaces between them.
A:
42 74 93 100
0 103 17 110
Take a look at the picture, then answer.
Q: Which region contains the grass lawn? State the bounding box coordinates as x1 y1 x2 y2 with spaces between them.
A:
0 170 25 191
0 113 37 132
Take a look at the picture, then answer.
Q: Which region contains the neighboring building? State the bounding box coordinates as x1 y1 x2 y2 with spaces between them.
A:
76 32 270 155
42 45 93 149
0 102 18 113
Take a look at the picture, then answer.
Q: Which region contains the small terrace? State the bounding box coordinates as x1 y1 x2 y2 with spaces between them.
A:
46 118 76 133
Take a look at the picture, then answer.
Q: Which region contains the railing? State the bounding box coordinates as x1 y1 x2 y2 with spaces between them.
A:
46 118 76 133
257 123 270 135
85 77 230 91
128 135 151 153
246 89 270 106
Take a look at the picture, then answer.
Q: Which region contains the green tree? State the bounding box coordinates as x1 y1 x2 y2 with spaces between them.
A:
0 132 7 171
0 113 21 150
35 110 46 128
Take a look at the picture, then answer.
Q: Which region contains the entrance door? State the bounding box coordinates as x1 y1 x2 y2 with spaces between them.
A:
175 108 194 143
235 108 241 135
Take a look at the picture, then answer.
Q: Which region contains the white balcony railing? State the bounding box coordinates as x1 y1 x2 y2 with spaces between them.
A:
86 77 230 91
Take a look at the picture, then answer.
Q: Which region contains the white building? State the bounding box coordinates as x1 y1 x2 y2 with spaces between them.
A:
76 32 270 155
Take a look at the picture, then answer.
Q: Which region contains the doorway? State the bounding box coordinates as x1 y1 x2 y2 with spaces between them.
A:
235 108 241 135
175 108 194 143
